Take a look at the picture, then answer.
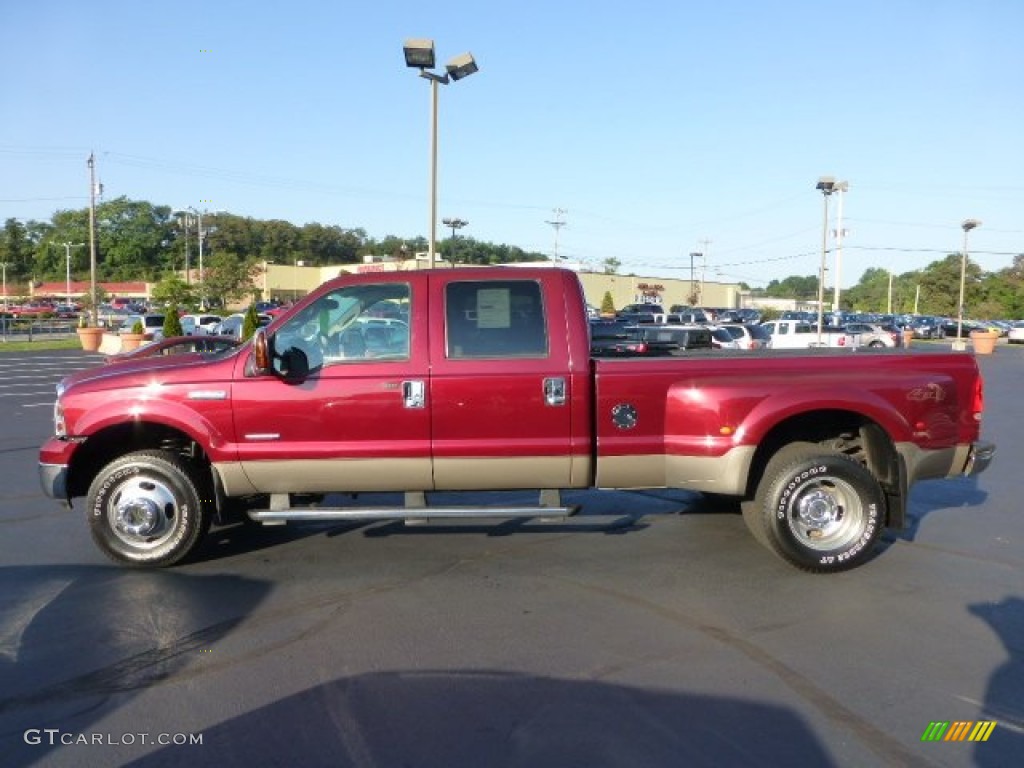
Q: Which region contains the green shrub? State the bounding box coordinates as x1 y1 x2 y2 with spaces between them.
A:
241 304 260 341
131 320 144 334
600 291 616 315
163 311 184 338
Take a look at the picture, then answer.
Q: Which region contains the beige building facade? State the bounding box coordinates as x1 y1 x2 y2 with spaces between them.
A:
255 258 750 313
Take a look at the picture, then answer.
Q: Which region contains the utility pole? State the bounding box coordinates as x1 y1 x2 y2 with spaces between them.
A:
688 252 702 305
63 242 84 306
545 208 567 263
87 153 99 325
832 181 849 311
697 238 711 305
177 213 194 285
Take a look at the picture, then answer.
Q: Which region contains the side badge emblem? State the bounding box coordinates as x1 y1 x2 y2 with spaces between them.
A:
611 403 638 430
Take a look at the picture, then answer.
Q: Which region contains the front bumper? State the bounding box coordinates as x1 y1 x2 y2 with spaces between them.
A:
38 436 80 503
39 462 68 500
964 440 996 477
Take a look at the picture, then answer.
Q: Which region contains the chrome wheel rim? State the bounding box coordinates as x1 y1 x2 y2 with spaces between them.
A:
107 475 179 550
785 475 864 551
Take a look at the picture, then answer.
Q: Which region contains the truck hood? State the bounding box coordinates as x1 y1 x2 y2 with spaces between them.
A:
60 351 237 394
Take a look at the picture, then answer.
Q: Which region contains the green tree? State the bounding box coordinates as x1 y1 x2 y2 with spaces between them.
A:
600 290 616 315
241 303 260 341
202 252 265 305
150 275 195 310
602 257 621 275
163 310 184 338
0 218 31 281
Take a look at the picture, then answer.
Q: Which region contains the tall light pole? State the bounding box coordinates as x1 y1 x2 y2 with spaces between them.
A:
815 176 837 346
0 262 9 312
63 242 84 306
87 153 99 325
176 212 195 285
832 180 849 311
546 208 567 263
442 217 468 263
403 38 479 270
955 218 981 350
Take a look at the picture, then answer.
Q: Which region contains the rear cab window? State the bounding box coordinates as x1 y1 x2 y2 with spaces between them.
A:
445 280 548 359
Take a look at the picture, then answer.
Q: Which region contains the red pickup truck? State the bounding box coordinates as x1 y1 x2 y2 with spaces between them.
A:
39 268 994 572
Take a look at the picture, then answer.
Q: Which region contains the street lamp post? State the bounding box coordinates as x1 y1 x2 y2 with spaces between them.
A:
815 177 837 346
832 180 849 312
176 213 194 285
403 39 479 270
955 218 982 350
63 242 84 306
442 217 468 262
0 262 9 312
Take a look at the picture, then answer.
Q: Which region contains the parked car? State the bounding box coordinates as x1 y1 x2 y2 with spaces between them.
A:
180 314 224 336
1007 321 1024 344
52 304 81 319
212 312 273 339
940 319 989 338
119 313 166 340
709 326 740 350
632 323 714 353
842 322 898 348
720 323 771 350
908 316 946 340
588 320 676 357
105 335 241 363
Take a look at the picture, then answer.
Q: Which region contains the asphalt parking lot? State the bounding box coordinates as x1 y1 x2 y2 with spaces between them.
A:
0 346 1021 767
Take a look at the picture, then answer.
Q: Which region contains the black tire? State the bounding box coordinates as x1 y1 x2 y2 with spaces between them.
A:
868 340 884 348
747 442 885 573
86 450 212 567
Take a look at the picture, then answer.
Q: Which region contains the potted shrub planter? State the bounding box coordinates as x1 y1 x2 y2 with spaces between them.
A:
119 321 147 352
76 317 104 352
970 329 998 355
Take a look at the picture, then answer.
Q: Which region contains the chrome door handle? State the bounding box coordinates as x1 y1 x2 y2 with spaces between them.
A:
402 380 426 408
543 377 566 406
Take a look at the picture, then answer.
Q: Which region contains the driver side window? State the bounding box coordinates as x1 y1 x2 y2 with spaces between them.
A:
272 283 411 374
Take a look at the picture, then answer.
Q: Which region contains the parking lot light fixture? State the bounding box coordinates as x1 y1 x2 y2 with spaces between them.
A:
815 177 837 346
0 262 10 312
403 38 479 270
955 218 982 350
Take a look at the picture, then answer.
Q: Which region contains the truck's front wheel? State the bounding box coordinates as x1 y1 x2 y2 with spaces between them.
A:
746 443 885 572
86 450 211 567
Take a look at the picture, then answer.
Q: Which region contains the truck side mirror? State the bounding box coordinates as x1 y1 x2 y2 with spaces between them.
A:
252 329 272 374
279 347 309 381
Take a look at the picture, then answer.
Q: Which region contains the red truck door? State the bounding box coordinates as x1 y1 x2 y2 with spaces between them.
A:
230 274 433 493
427 273 588 490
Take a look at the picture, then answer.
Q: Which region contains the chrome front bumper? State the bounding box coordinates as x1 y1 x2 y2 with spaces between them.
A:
39 462 68 501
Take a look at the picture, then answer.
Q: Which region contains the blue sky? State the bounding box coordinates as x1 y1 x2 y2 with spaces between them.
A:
2 0 1022 287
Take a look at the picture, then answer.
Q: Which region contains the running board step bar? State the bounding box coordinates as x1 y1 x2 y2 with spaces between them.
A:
247 490 576 526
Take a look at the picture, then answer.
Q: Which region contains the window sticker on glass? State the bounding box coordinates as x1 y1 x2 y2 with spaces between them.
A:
477 288 511 329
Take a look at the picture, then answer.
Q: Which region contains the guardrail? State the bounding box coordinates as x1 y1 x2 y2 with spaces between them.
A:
0 317 78 341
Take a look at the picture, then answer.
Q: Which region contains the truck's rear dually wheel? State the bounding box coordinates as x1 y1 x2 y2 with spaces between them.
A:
745 442 885 573
86 450 211 567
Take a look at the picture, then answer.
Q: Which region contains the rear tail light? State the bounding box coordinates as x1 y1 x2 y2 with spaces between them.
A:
838 336 847 346
973 375 985 422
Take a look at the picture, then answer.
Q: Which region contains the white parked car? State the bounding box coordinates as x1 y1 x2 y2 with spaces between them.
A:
119 313 166 341
843 322 898 348
180 314 224 336
1007 321 1024 344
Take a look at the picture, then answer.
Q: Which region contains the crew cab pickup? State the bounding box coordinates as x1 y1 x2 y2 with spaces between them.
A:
39 268 994 573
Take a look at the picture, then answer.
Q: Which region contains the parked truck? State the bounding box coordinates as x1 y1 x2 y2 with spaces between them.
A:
39 268 994 573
